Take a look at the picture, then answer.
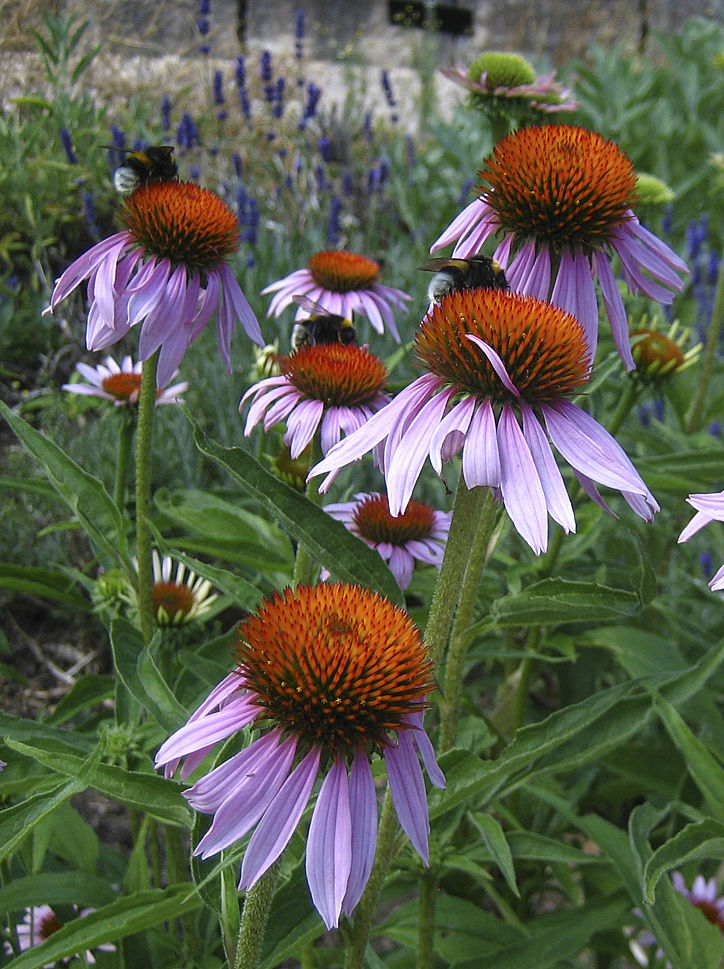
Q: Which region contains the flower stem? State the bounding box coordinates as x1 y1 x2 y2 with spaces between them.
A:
343 794 402 969
417 867 440 969
135 351 159 644
439 488 497 751
234 860 281 969
686 248 724 433
113 408 135 510
425 479 488 671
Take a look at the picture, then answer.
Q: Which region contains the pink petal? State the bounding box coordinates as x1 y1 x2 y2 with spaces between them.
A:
306 758 352 928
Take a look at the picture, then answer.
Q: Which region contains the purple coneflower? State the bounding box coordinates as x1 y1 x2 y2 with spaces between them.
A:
262 250 411 342
430 125 688 370
62 354 188 406
311 289 658 555
442 52 578 114
11 905 115 966
323 492 450 590
678 490 724 590
155 583 445 929
149 551 218 625
240 343 389 464
46 181 263 387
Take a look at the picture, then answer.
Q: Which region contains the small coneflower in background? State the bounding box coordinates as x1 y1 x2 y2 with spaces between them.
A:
630 319 701 380
430 124 688 370
155 583 445 929
678 491 724 591
240 342 389 467
311 289 658 556
46 181 263 386
11 905 115 966
62 354 189 406
262 250 411 342
629 872 724 967
442 51 579 117
323 492 451 590
148 551 219 625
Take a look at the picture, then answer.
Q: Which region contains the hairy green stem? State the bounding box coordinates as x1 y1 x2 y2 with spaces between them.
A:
135 352 159 644
113 408 135 510
439 489 497 752
165 825 197 960
425 479 488 670
687 248 724 432
344 795 401 969
417 867 440 969
234 861 281 969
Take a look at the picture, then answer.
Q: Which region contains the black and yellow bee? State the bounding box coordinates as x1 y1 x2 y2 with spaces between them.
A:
108 145 178 196
421 255 509 303
290 295 357 351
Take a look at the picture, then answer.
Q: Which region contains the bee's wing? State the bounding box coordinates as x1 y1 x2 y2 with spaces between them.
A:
292 294 328 317
419 257 468 273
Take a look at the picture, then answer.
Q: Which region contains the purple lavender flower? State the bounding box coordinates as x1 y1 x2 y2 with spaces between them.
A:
59 127 77 164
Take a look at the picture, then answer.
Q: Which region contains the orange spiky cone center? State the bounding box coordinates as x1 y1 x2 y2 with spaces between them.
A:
307 250 380 292
233 583 435 754
416 288 591 404
354 494 436 545
477 124 638 252
122 181 239 270
102 371 143 401
281 343 387 407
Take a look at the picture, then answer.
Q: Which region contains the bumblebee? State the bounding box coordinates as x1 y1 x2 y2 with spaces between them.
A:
108 145 178 196
290 295 356 351
421 255 508 303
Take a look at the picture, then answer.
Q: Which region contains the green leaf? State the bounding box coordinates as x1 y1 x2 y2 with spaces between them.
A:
0 711 94 754
109 618 187 732
482 577 639 629
3 885 203 969
0 777 85 863
0 564 92 610
4 738 193 828
583 626 687 678
644 818 724 902
155 488 294 573
191 422 404 605
0 872 116 914
432 638 724 820
449 892 628 968
469 813 519 897
0 400 129 566
44 674 115 726
654 694 724 823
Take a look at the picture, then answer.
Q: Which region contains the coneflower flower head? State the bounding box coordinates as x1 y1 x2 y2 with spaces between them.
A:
155 583 444 929
630 319 701 380
47 181 263 387
241 342 389 463
431 125 688 370
323 492 451 589
679 490 724 591
262 250 411 342
442 51 579 117
62 354 188 405
311 289 659 555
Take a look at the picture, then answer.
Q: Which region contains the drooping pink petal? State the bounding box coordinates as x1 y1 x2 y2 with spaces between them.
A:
542 400 655 501
497 404 548 554
155 696 257 768
386 389 452 516
594 250 635 372
185 729 284 813
385 730 431 864
462 399 501 489
342 750 378 916
520 403 575 533
429 395 474 474
195 736 298 858
466 335 520 396
306 758 352 929
550 251 599 354
240 747 321 889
